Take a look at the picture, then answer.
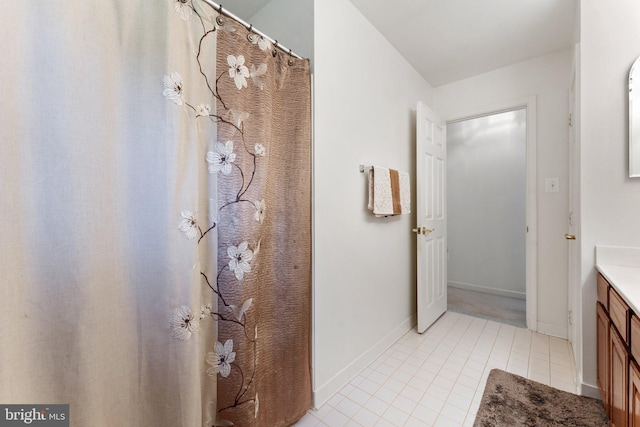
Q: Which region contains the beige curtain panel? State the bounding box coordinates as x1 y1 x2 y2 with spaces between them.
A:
214 20 312 427
0 1 311 426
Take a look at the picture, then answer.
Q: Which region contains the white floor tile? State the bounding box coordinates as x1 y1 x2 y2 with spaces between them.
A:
400 384 425 402
368 370 390 385
434 414 464 427
411 403 439 425
439 402 468 424
352 407 380 426
322 409 350 427
374 386 399 404
373 418 396 427
391 394 418 414
384 378 406 394
340 383 356 396
359 378 382 394
381 405 410 426
326 392 345 408
419 394 446 413
293 412 321 426
377 363 398 376
404 416 431 427
348 387 372 406
335 397 362 418
302 313 578 427
364 396 390 417
309 403 332 421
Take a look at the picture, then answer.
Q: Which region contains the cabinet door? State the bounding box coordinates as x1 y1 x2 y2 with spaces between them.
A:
598 273 609 307
630 361 640 427
611 325 630 427
611 287 630 344
598 302 610 414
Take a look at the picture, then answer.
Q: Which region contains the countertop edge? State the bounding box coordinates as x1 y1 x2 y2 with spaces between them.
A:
596 264 640 315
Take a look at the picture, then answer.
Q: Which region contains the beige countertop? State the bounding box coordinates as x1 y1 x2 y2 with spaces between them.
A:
596 264 640 314
596 245 640 314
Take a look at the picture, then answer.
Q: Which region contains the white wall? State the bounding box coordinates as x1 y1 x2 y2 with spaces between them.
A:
447 110 527 298
313 0 433 407
248 0 314 68
578 0 640 395
435 49 573 338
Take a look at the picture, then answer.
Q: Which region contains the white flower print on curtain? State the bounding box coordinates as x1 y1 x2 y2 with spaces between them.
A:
169 305 199 340
164 0 223 425
227 55 250 90
213 12 312 427
163 71 185 105
1 0 222 426
206 141 236 175
206 339 236 378
178 210 199 239
163 2 311 426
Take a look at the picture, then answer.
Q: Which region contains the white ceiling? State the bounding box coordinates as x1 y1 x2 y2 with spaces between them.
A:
228 0 578 87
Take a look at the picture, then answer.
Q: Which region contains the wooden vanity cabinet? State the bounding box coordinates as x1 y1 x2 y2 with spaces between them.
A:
630 360 640 427
611 325 629 427
630 316 640 427
597 272 632 427
598 301 610 414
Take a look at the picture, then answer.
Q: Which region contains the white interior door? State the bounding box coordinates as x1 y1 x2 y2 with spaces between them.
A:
416 101 447 333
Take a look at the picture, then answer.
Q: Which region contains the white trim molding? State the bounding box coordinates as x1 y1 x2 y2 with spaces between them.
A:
445 96 538 332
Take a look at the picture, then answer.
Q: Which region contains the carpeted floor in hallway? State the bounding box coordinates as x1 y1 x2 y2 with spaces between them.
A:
447 286 526 328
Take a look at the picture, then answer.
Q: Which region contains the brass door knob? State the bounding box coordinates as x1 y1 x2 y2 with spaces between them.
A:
412 227 435 235
565 233 576 240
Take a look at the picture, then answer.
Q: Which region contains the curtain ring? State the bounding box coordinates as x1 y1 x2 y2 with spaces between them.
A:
216 4 225 26
247 24 255 43
272 41 278 57
288 49 294 66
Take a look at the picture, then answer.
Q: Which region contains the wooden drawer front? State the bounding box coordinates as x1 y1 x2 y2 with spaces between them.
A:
611 287 630 344
598 273 610 308
632 314 640 362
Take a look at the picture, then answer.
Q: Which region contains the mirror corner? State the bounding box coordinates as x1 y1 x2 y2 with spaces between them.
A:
629 56 640 177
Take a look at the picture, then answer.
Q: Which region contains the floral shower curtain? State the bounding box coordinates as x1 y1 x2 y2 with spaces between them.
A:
0 1 311 426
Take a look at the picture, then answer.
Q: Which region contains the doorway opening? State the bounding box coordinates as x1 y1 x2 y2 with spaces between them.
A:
444 100 537 330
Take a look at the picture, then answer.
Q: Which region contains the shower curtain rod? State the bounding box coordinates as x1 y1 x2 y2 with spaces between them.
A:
200 0 304 60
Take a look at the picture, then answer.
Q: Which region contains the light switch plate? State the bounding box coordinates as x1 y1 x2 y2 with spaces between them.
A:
545 178 559 193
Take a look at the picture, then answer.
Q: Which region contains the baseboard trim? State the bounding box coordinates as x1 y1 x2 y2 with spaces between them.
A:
536 321 568 339
580 382 601 399
448 281 526 300
311 314 416 409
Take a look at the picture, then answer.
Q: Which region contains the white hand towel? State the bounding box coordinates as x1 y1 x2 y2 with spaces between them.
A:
368 166 410 216
368 166 393 216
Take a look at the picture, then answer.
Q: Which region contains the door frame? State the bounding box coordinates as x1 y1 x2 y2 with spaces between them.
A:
568 44 582 382
444 96 538 331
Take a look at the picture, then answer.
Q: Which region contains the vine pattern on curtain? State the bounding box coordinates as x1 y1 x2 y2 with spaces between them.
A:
164 2 312 426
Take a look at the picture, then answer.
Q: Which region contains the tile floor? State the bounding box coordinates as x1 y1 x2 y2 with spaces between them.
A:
295 311 577 427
